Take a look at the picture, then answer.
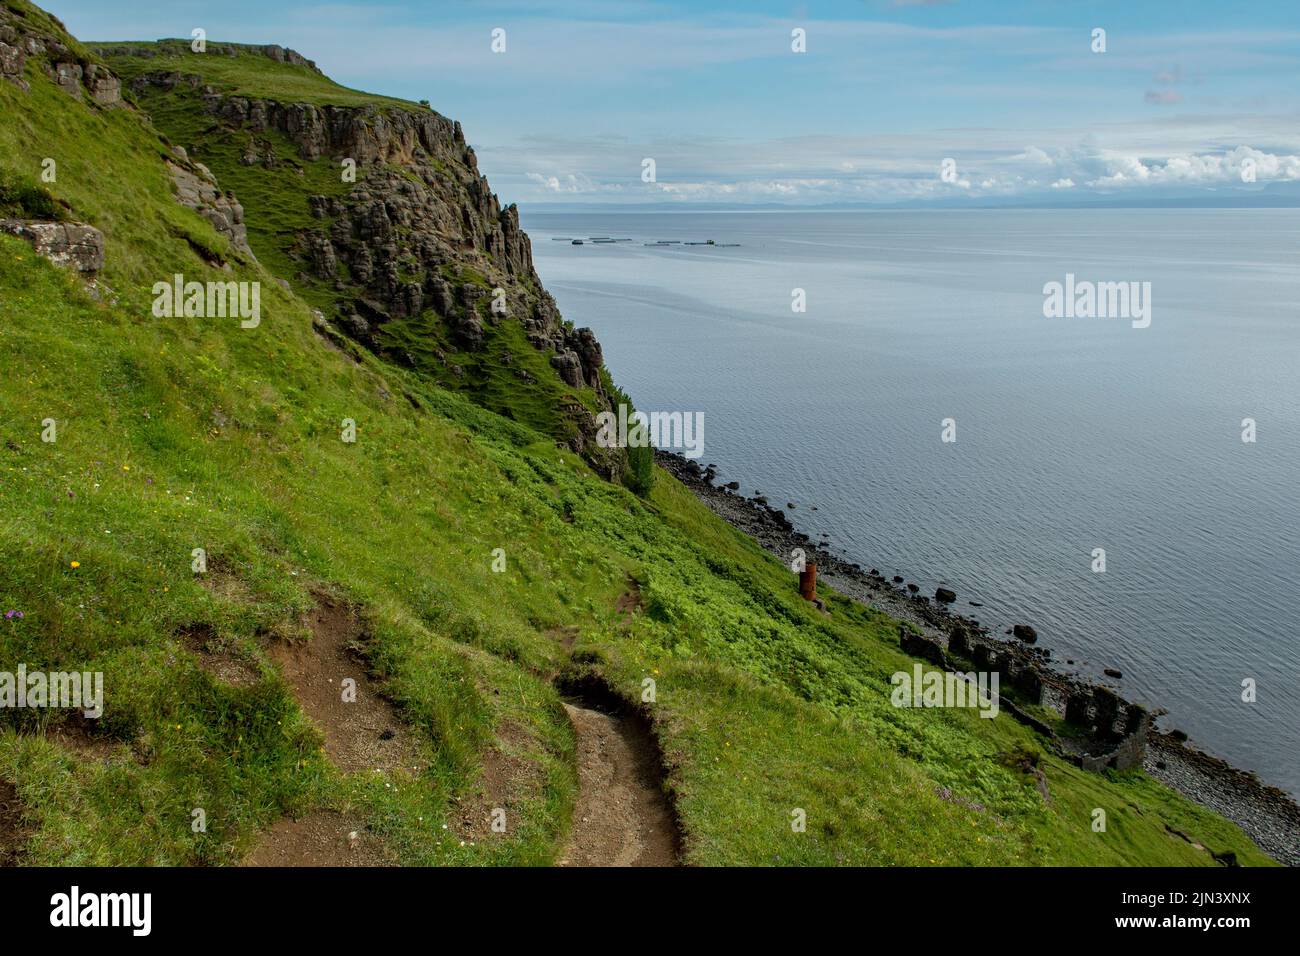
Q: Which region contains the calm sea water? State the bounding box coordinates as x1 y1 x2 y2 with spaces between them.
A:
524 208 1300 797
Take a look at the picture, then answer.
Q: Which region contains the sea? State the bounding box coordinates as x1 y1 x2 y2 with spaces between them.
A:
524 207 1300 796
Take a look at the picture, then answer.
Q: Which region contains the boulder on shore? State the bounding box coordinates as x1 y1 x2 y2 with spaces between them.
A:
899 627 946 667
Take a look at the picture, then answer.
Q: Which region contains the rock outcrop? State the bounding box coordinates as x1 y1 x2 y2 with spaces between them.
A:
0 35 26 88
0 219 104 272
166 147 252 258
1012 623 1037 643
93 40 318 72
0 9 120 103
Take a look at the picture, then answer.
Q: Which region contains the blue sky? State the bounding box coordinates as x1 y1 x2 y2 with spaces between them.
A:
47 0 1300 205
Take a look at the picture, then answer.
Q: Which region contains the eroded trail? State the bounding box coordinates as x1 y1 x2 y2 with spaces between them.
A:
267 596 419 775
244 595 414 866
558 701 678 867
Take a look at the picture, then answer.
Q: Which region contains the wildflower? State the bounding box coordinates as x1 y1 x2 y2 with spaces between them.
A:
69 560 80 568
4 610 23 620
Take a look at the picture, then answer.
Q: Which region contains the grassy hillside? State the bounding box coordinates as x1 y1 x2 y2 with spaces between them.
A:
0 0 1277 865
93 39 417 109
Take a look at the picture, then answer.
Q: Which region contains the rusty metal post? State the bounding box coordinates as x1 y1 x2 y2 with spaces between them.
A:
799 562 817 602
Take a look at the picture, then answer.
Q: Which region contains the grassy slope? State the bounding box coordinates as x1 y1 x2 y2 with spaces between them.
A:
93 40 417 109
0 2 1276 866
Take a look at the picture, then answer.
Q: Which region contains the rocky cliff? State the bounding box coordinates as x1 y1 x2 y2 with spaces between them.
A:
1 6 120 102
97 41 620 476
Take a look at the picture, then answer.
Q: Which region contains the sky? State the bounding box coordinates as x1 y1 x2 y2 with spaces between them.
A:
45 0 1300 206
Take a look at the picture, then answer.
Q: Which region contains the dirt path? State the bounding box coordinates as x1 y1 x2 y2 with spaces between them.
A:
248 595 678 866
244 812 394 867
244 595 415 866
557 701 678 867
266 596 418 775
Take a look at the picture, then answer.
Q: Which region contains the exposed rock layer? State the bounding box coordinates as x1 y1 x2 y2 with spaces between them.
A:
166 148 252 258
0 219 103 272
0 10 119 102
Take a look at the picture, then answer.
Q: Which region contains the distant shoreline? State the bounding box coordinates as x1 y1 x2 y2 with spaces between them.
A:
656 449 1300 866
522 201 1300 214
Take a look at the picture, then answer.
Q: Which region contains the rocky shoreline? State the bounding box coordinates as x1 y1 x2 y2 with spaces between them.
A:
656 450 1300 867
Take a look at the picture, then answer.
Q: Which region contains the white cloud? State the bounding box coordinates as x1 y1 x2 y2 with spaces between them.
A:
526 171 607 193
1081 145 1300 189
494 132 1300 204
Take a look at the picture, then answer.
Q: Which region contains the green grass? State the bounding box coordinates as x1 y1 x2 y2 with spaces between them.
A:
89 40 419 110
0 0 1279 866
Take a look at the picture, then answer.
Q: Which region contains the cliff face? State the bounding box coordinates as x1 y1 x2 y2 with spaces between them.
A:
97 42 619 476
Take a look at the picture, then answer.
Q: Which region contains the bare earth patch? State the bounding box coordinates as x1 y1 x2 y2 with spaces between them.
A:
558 701 678 867
267 595 419 775
614 580 643 626
243 812 394 867
545 625 579 652
179 622 261 688
46 712 124 760
452 719 543 841
246 595 421 865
